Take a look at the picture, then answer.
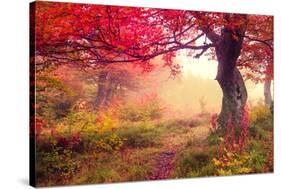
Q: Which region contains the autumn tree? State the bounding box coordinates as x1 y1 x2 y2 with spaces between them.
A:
33 2 273 128
237 16 273 106
92 64 142 109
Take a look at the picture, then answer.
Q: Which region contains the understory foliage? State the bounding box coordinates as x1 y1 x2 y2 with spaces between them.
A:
34 65 273 186
36 91 273 186
119 93 165 122
210 104 273 175
35 84 166 186
173 103 273 178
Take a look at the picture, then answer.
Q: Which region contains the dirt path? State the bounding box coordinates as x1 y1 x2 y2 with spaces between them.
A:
148 124 210 180
149 149 176 180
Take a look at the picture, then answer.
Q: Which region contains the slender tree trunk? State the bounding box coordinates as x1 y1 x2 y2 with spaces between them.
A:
264 79 272 106
93 71 108 109
93 72 119 109
104 79 118 107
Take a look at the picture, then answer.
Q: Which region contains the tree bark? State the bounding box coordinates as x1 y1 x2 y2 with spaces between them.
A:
93 71 108 109
264 79 272 106
104 77 119 107
217 68 248 128
93 71 120 110
213 20 248 128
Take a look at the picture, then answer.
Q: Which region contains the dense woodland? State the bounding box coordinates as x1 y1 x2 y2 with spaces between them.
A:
31 2 273 186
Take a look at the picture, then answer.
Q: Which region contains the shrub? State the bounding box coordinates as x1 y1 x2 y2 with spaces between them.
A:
212 149 253 176
90 167 121 183
248 149 267 172
119 106 144 122
119 93 164 122
95 108 120 133
116 123 161 148
50 110 125 155
127 165 150 181
212 141 268 176
63 109 120 135
249 102 272 125
209 103 272 176
63 110 97 134
249 125 267 140
185 163 216 178
208 132 221 146
36 75 78 123
36 139 80 183
217 106 249 153
247 140 267 172
94 134 124 153
177 149 211 177
52 97 75 119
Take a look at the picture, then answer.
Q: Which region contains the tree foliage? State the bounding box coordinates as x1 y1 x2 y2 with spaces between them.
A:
34 2 273 82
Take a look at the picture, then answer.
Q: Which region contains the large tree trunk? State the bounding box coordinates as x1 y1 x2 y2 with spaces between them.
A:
214 21 248 128
217 68 248 128
264 79 272 106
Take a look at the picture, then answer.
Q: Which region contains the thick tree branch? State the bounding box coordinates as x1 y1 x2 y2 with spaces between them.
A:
194 44 212 58
201 26 220 44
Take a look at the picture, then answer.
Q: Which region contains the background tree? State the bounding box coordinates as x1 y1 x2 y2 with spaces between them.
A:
92 64 142 109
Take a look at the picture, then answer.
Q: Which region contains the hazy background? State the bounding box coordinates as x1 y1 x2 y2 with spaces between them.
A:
128 54 268 114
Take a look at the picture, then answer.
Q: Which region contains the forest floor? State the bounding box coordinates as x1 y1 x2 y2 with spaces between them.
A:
36 105 274 187
148 121 210 180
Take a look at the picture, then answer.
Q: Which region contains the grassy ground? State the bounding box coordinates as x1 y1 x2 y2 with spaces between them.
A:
35 103 273 187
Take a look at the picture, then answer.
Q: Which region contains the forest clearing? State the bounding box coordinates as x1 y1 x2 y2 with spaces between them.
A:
34 64 273 186
30 1 273 187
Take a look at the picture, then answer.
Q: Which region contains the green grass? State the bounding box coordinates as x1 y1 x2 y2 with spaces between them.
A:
116 122 162 148
172 147 216 178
